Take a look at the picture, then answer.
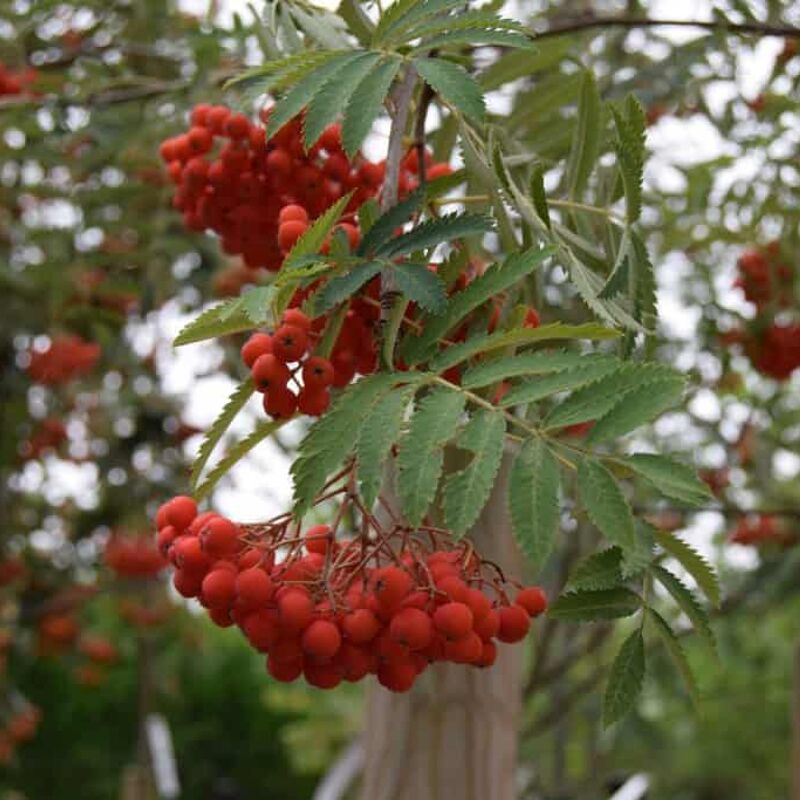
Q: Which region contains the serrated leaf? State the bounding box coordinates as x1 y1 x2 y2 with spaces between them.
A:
569 547 624 591
543 363 680 430
356 385 416 508
173 301 253 347
293 374 418 514
508 437 560 569
442 410 505 535
191 380 255 489
577 458 636 552
646 607 699 705
430 323 620 375
603 629 645 726
566 70 601 200
462 349 588 389
630 230 657 329
195 419 285 501
611 95 646 223
397 387 465 526
414 57 485 122
284 193 354 265
586 377 685 444
357 190 425 257
342 56 403 157
654 530 720 607
267 53 356 138
312 261 383 314
548 588 641 621
376 213 493 259
376 0 468 43
225 49 342 92
288 5 351 49
498 356 620 407
401 10 526 41
625 453 714 509
240 286 275 324
623 520 656 578
303 51 383 148
389 263 447 313
410 27 534 52
401 247 555 365
357 198 381 236
652 565 716 654
530 165 551 230
338 0 375 44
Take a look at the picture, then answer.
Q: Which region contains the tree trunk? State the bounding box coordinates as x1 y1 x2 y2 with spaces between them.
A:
360 457 524 800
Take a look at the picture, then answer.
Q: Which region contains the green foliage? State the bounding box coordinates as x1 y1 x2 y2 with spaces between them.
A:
173 288 274 346
652 565 716 654
646 607 700 705
568 547 624 591
611 95 647 223
285 194 354 264
548 588 642 621
312 261 383 314
358 191 425 256
604 629 645 726
442 409 506 534
625 453 714 508
461 349 589 389
654 529 720 607
566 70 602 200
191 380 255 489
390 262 448 313
375 213 493 258
508 437 560 569
414 57 486 122
577 458 636 552
396 387 465 525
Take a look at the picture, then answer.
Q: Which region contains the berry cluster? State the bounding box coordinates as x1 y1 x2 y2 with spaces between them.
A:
154 491 546 693
159 105 451 271
734 244 793 309
26 335 100 386
0 706 42 765
241 309 334 418
19 418 68 461
104 534 167 579
730 514 794 547
73 635 119 687
0 63 36 97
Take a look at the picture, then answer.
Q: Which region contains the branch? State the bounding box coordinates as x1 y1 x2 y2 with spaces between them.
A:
533 15 800 41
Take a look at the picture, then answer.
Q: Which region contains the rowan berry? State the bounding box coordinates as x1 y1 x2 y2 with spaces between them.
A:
277 589 314 633
302 619 342 660
369 566 413 612
377 661 417 692
240 333 273 368
297 387 330 416
497 605 530 643
390 608 433 651
272 324 308 362
264 386 298 418
433 602 473 641
235 568 274 609
342 608 380 644
278 205 309 226
304 662 343 689
201 569 237 609
165 495 197 531
199 516 241 558
304 524 332 555
267 655 303 682
251 353 290 391
515 586 548 617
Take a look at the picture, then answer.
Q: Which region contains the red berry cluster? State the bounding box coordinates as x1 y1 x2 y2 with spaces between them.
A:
0 705 42 765
104 534 167 579
19 417 68 461
154 494 546 692
0 63 36 97
159 105 452 271
241 309 334 419
26 335 101 386
745 321 800 381
730 514 794 547
734 244 793 309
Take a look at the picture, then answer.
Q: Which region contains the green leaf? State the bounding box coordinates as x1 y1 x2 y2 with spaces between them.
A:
303 51 383 149
430 323 619 376
357 190 425 257
225 49 342 92
267 53 356 138
337 0 375 44
498 356 620 407
624 520 656 577
284 193 354 265
462 349 588 389
646 607 699 705
548 588 641 621
389 263 447 313
625 454 714 509
611 95 647 223
357 198 381 236
401 247 555 365
173 300 254 347
442 410 506 535
410 27 533 52
577 458 636 552
397 387 465 526
239 286 275 324
603 629 645 726
652 565 716 654
356 385 417 508
195 420 285 501
292 374 417 514
654 530 720 607
312 261 383 314
630 229 657 330
508 437 560 569
414 57 485 122
342 56 403 157
191 380 255 489
376 213 493 259
376 0 468 43
529 165 551 230
566 70 601 200
568 547 624 591
543 363 680 430
587 377 685 444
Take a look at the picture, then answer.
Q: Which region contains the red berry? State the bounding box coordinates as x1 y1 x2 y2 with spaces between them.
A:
173 569 203 598
319 124 342 152
241 333 273 368
272 324 308 363
297 387 330 416
497 605 530 643
278 221 308 252
173 536 210 573
476 640 497 668
304 662 343 689
266 148 292 176
369 567 413 613
165 496 197 530
199 516 241 558
225 113 251 139
282 308 311 331
277 589 314 633
304 524 332 555
278 205 309 226
264 386 298 418
433 602 473 641
343 608 380 644
201 569 237 609
267 655 302 682
427 163 453 180
302 357 334 389
444 631 483 664
515 586 547 617
473 609 500 640
378 661 417 692
242 610 280 650
251 353 290 391
390 608 433 651
235 568 274 609
302 619 342 660
187 127 213 154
